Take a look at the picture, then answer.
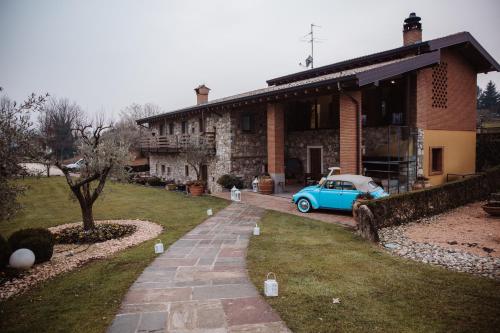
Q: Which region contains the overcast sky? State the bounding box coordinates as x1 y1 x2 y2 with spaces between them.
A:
1 0 499 118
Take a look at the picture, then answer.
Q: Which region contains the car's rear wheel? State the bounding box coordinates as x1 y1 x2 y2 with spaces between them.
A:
297 198 311 213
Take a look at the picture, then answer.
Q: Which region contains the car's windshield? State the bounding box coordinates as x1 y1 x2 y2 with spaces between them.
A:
368 181 381 191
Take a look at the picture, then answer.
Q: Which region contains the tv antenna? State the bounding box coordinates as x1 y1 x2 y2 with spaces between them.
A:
299 23 323 69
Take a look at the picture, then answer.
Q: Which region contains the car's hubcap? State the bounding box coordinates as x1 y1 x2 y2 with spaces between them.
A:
298 199 309 212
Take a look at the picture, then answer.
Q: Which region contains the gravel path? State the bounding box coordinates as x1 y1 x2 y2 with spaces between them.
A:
108 203 290 333
0 220 162 300
379 219 500 280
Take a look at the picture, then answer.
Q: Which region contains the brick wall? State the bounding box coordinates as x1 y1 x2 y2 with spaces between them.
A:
416 49 477 131
267 103 285 175
339 91 361 174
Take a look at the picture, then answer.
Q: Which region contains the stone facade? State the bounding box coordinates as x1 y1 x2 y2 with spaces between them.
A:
230 107 267 187
285 129 340 175
149 110 232 193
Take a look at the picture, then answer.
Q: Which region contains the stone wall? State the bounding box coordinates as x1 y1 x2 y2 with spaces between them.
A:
285 129 340 175
230 107 267 187
148 110 232 193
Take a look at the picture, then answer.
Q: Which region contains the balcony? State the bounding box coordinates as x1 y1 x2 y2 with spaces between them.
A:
139 132 216 154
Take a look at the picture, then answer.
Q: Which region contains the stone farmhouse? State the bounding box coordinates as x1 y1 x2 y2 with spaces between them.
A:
137 13 499 194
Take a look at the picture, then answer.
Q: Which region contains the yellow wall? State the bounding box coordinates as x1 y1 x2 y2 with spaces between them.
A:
423 130 476 185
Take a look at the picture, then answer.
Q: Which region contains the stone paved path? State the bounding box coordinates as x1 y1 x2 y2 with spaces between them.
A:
108 203 290 333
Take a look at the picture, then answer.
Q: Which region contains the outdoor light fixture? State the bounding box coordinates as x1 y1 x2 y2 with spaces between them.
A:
264 272 279 297
253 223 260 236
9 249 35 269
231 186 241 202
154 239 164 254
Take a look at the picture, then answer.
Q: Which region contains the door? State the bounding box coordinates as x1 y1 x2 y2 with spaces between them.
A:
309 147 322 180
201 165 208 182
337 181 360 210
318 180 343 209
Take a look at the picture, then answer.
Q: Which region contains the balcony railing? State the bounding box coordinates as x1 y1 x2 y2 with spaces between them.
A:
139 132 216 154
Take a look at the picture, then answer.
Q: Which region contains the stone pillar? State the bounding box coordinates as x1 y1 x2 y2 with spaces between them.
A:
339 91 362 174
267 103 285 193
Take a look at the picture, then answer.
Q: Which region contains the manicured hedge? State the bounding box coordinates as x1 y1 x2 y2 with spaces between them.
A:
8 228 55 264
0 234 11 269
363 165 500 229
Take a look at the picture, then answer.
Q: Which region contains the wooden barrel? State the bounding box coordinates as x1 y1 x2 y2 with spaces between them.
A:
259 177 274 195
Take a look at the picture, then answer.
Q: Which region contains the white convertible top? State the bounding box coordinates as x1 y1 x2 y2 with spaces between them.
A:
324 174 377 193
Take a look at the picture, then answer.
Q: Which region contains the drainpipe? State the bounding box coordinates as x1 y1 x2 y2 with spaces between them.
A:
337 82 361 175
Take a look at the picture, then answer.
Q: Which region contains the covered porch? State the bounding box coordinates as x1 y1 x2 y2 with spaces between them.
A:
265 72 419 194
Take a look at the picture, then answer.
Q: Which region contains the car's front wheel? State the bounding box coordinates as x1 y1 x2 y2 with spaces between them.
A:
297 198 312 213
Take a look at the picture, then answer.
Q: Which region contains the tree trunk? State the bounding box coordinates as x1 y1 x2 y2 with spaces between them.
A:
81 203 95 230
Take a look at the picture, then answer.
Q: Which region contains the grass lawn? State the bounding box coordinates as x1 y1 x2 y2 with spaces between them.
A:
247 211 500 333
0 177 228 333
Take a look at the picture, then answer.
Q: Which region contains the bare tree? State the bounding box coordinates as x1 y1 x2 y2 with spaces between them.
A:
56 117 129 230
114 103 162 149
184 144 210 182
38 98 81 162
0 89 48 222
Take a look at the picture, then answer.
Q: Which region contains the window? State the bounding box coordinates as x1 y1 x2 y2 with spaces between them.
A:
323 180 355 190
168 123 174 135
429 147 444 175
182 121 187 134
155 164 159 174
287 95 339 131
167 166 171 176
241 113 255 133
324 180 342 190
341 181 355 191
161 165 165 175
159 124 165 136
199 117 205 133
185 165 189 177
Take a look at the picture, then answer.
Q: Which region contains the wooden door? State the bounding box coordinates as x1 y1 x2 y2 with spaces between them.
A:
201 165 208 182
309 148 322 179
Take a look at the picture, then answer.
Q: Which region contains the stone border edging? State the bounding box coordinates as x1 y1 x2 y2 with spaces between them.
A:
0 220 163 300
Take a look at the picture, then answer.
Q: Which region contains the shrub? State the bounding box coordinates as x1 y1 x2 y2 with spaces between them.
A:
8 228 54 264
0 234 11 269
217 174 244 189
54 224 137 244
146 176 167 187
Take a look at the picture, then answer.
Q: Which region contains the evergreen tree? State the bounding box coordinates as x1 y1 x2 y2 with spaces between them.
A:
478 81 500 109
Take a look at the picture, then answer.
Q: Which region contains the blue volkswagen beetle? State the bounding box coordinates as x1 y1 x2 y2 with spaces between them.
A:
292 174 388 213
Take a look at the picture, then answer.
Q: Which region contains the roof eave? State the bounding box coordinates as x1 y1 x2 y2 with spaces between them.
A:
136 75 357 124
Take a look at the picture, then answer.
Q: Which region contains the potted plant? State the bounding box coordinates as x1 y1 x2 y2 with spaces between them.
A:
188 180 205 196
165 179 177 191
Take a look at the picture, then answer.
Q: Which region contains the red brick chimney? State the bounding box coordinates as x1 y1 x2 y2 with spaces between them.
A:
194 84 210 105
403 13 422 46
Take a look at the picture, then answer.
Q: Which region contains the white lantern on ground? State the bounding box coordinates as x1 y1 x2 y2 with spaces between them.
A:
154 239 164 254
264 272 278 297
207 208 213 216
231 186 241 202
9 248 35 269
253 223 260 236
252 177 259 193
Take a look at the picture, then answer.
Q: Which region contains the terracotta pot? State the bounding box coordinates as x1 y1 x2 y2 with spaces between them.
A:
259 177 274 195
189 184 204 196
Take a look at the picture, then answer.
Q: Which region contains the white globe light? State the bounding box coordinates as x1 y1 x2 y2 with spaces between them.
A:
9 248 35 269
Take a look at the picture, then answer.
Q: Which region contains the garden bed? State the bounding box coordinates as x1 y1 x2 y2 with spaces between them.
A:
0 220 162 300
